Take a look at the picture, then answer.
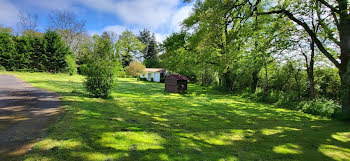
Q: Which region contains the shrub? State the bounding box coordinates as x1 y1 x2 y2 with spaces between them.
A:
140 78 147 81
114 60 126 78
0 65 6 71
83 33 118 99
298 99 342 118
84 61 115 98
125 61 146 77
64 54 77 75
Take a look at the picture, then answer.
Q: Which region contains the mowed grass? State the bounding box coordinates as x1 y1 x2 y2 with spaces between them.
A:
2 72 350 161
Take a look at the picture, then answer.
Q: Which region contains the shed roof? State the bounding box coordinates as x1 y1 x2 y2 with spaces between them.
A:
166 74 189 80
145 68 165 72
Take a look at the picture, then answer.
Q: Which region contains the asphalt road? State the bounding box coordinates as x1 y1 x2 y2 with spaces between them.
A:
0 75 62 160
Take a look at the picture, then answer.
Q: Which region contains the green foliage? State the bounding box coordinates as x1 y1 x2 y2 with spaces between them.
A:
138 29 159 60
315 67 341 100
116 30 144 67
125 61 146 77
84 33 119 98
143 58 162 68
84 61 115 98
161 32 199 81
0 65 6 71
298 99 342 118
0 33 16 71
0 25 13 34
15 35 35 70
30 36 47 71
64 54 77 75
0 31 72 73
43 31 72 73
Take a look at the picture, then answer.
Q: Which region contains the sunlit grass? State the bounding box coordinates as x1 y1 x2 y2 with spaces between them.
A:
1 71 349 161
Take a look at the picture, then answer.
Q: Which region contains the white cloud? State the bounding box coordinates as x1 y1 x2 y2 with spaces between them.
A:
9 0 194 43
115 0 179 29
0 0 20 25
77 0 180 30
27 0 74 10
154 33 168 43
170 5 193 32
103 25 127 35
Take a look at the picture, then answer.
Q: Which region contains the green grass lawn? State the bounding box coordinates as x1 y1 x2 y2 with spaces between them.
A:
2 72 350 161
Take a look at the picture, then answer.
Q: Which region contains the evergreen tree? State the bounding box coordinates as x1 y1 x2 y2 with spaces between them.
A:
146 34 158 60
16 35 35 70
30 36 47 71
137 29 159 67
0 33 16 70
43 31 72 73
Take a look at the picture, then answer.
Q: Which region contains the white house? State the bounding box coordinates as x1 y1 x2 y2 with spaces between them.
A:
140 68 167 82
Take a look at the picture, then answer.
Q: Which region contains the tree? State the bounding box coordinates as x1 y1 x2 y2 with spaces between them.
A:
138 29 159 60
15 35 34 70
138 29 152 53
30 36 47 71
17 12 38 35
161 31 199 81
184 0 350 118
84 33 120 98
137 29 160 67
49 10 86 54
0 33 16 70
0 25 13 34
116 30 144 67
125 61 146 77
257 0 350 118
43 31 72 73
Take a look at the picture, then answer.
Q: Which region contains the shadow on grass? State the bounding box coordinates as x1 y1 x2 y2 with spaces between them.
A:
23 78 350 161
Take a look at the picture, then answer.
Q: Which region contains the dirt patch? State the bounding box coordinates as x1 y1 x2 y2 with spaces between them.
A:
0 75 62 161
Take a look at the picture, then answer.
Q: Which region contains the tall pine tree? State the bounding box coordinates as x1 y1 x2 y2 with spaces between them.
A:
0 33 16 70
137 29 159 67
43 31 72 73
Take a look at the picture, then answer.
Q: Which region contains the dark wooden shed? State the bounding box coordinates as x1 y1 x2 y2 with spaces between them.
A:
165 74 188 93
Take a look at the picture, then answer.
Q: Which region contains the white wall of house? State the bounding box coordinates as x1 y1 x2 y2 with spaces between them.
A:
140 72 161 82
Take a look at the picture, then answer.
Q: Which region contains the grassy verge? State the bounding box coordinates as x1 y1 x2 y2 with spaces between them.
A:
1 72 350 161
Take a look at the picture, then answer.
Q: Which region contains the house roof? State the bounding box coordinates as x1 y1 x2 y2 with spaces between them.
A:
145 68 165 72
166 74 189 80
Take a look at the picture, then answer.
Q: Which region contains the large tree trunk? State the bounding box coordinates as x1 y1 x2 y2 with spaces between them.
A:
308 40 316 100
340 68 350 118
338 0 350 118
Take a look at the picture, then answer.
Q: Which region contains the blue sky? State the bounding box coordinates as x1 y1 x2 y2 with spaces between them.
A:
0 0 194 42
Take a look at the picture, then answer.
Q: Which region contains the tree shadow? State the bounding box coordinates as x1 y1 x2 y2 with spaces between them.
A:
0 88 62 161
21 78 350 161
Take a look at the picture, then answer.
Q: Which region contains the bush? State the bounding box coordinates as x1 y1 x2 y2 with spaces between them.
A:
64 54 77 75
84 61 115 98
298 99 342 118
125 61 146 77
78 64 88 75
0 65 6 71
